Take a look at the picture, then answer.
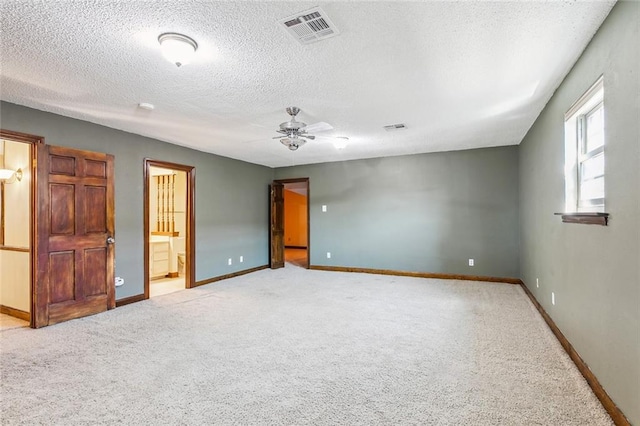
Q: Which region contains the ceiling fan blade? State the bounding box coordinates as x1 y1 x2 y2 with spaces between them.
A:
314 135 349 149
303 122 333 133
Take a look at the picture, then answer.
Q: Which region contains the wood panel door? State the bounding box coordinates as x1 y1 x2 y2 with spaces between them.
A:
35 145 115 327
270 182 284 269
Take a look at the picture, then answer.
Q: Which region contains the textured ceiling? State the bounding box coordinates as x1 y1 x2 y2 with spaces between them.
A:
0 1 615 168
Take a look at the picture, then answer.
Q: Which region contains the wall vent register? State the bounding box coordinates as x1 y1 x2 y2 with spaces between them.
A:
383 123 407 131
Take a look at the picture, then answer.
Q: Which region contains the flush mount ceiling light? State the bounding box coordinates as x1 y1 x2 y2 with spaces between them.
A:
158 33 198 67
332 136 349 150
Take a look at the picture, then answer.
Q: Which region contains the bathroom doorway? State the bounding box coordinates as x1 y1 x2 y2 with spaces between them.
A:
0 134 35 329
143 159 195 298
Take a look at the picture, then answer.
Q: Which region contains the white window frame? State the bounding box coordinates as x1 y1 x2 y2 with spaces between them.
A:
564 76 605 213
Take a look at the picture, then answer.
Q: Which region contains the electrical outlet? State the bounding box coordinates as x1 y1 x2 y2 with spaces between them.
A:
322 205 327 212
228 258 232 266
552 292 555 305
240 256 243 263
536 278 539 288
468 259 474 266
327 252 331 259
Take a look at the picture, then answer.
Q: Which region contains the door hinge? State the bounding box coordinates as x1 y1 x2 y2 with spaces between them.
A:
33 158 37 168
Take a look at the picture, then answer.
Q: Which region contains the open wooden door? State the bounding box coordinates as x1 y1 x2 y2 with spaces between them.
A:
34 145 115 327
269 182 284 269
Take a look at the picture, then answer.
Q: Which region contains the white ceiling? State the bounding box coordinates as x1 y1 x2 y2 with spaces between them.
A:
0 1 615 168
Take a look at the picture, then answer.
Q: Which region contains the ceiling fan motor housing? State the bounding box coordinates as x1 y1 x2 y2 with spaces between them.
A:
280 120 306 131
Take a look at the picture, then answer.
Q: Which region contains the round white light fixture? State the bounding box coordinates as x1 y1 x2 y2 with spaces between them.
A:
333 136 349 150
158 33 198 67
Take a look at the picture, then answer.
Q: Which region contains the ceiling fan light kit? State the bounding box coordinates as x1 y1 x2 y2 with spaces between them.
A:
280 137 306 151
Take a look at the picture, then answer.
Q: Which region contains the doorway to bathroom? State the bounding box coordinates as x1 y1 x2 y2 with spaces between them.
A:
143 159 195 298
0 133 35 329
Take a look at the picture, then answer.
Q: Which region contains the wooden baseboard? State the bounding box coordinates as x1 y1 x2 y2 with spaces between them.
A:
0 304 30 321
520 282 630 426
167 272 179 278
308 265 521 285
193 265 269 288
115 294 146 307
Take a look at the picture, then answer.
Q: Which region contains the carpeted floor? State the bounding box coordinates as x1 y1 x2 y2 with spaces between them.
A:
0 266 612 425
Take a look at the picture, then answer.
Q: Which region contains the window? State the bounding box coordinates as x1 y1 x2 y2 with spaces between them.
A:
564 77 605 212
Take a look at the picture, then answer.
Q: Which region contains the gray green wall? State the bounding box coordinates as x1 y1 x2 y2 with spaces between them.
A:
275 146 520 278
518 1 639 423
2 2 637 419
0 102 273 299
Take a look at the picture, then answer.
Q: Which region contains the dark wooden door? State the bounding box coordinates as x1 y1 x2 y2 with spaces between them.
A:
34 145 115 327
270 182 284 269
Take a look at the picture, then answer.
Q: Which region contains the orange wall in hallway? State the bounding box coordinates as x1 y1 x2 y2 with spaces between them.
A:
284 189 307 247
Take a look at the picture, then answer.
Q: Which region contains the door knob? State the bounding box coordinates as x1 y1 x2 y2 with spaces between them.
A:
106 237 115 244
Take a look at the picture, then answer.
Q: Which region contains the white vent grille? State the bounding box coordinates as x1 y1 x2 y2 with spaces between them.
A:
383 124 407 131
279 7 340 45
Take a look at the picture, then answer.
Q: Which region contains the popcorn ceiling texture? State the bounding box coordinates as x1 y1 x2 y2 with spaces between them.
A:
0 1 615 167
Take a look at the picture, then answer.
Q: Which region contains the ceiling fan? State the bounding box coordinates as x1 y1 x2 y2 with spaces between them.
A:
273 106 333 151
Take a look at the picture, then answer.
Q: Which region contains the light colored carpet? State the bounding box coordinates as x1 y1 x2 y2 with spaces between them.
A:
0 266 611 425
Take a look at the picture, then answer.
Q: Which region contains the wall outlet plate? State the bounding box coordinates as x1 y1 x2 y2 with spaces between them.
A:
327 252 331 259
228 258 232 265
468 259 474 266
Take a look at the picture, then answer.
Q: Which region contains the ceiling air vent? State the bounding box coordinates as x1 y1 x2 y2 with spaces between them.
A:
383 123 407 131
279 7 340 45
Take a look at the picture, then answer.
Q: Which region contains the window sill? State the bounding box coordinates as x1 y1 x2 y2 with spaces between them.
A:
554 212 609 226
